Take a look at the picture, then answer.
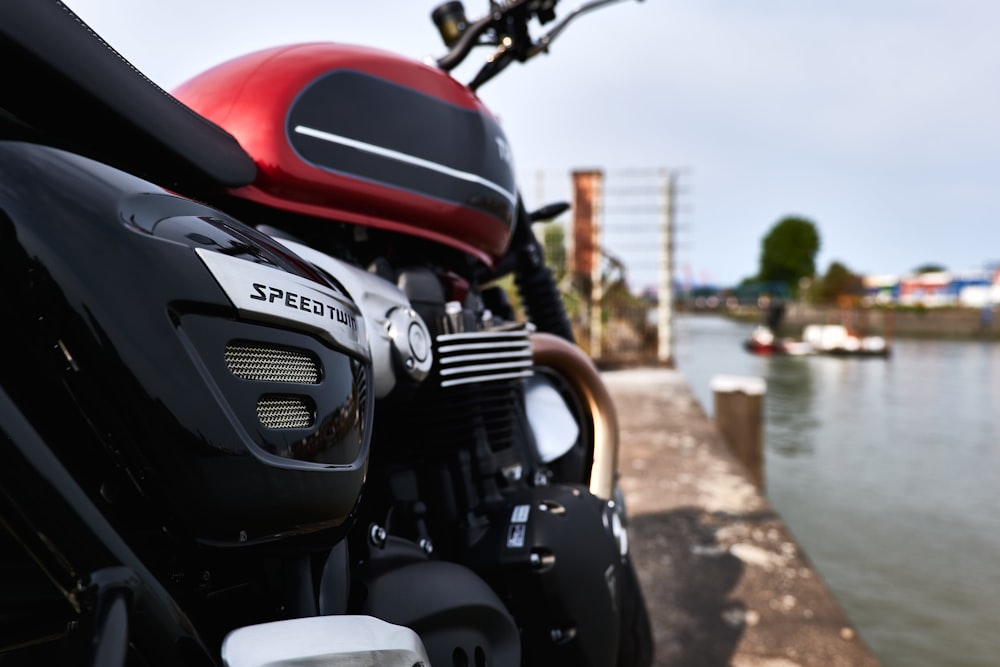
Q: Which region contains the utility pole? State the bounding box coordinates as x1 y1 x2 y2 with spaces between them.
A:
658 169 676 366
535 168 544 209
590 173 604 361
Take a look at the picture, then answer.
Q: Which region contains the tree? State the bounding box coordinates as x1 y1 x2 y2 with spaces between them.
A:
912 263 946 275
813 260 864 304
757 215 821 293
538 222 567 281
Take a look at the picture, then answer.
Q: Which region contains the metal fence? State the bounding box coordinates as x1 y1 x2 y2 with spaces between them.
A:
525 167 687 368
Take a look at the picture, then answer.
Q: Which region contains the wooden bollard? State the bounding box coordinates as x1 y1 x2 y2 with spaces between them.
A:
711 375 766 490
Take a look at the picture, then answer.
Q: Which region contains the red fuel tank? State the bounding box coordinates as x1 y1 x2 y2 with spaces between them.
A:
174 43 518 268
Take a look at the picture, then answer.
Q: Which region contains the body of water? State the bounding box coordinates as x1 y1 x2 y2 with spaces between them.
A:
672 314 1000 667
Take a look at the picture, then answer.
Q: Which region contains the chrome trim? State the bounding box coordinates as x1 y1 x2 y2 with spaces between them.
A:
440 370 533 388
272 239 434 399
196 249 368 361
386 306 433 382
440 350 533 365
437 330 531 343
435 326 534 387
294 124 518 206
440 361 532 376
222 615 430 667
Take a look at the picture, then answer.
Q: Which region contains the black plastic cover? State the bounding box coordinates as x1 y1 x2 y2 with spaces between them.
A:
464 484 624 667
0 140 370 545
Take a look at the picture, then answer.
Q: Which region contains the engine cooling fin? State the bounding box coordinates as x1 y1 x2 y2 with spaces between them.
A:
407 325 535 456
435 329 533 388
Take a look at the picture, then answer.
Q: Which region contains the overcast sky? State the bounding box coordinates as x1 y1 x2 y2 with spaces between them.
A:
66 0 1000 289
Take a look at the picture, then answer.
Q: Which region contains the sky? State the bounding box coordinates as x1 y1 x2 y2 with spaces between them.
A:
64 0 1000 289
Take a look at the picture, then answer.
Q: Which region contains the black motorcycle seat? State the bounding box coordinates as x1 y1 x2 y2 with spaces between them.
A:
0 0 257 190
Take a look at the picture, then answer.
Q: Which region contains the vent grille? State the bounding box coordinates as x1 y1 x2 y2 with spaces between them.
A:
435 329 533 388
257 395 313 429
226 342 320 384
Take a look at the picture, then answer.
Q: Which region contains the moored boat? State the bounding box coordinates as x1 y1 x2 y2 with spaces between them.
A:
803 324 890 357
743 324 890 358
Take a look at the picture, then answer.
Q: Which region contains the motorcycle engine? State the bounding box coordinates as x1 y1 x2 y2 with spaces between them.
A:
270 235 626 666
172 33 629 666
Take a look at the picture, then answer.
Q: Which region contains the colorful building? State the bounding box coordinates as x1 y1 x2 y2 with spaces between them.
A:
862 265 1000 308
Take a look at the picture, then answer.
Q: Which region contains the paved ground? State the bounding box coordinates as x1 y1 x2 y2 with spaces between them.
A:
603 367 882 667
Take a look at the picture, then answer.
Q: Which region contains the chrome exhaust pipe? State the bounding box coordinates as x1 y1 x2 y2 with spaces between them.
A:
530 332 619 500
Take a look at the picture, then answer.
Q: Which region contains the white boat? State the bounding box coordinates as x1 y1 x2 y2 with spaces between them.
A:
802 324 890 357
744 324 890 358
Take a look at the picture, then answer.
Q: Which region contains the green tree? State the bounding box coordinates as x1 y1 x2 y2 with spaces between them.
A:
912 263 946 274
533 220 582 322
757 215 821 293
813 260 863 304
538 222 567 281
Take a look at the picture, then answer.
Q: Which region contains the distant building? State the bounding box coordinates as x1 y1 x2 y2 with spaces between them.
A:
861 274 899 305
950 268 995 308
861 265 1000 308
898 271 953 307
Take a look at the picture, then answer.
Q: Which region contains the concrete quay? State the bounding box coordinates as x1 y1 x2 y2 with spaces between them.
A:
603 367 881 667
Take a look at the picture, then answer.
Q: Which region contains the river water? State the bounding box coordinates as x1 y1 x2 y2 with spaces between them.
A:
671 314 1000 667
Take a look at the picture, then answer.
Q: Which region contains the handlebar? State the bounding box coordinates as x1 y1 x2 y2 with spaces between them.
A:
432 3 505 73
432 0 639 90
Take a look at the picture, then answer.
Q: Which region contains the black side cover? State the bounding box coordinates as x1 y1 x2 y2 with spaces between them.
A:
0 0 256 190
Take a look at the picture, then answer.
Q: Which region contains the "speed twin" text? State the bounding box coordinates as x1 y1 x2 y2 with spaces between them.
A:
250 283 357 331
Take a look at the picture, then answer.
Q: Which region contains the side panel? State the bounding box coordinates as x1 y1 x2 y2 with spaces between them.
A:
0 141 369 545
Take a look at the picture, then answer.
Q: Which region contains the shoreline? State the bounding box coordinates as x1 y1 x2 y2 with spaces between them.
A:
605 367 881 667
694 304 1000 342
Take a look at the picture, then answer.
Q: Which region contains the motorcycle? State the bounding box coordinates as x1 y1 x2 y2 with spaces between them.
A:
0 0 652 665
